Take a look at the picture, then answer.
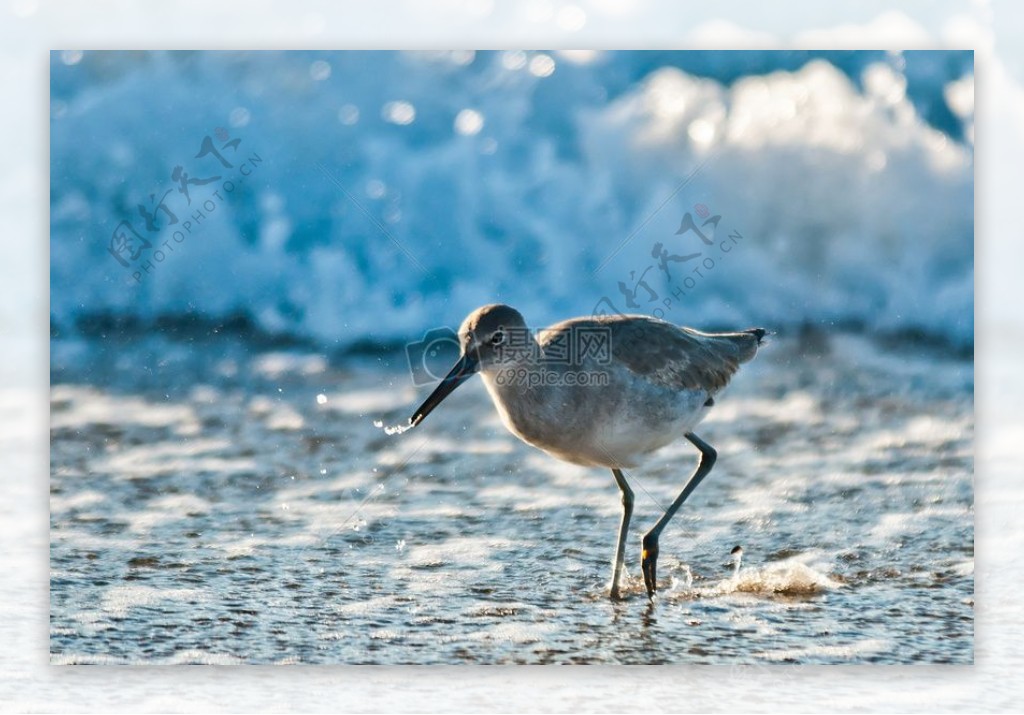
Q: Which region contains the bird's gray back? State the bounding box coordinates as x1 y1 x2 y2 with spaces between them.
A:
539 314 762 393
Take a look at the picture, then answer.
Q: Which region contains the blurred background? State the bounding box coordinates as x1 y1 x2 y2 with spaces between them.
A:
50 49 973 351
7 0 1022 708
47 47 977 669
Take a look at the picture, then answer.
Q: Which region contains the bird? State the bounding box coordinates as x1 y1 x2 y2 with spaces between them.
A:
404 303 766 600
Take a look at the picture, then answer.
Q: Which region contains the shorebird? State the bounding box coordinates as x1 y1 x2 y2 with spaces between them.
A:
404 304 766 600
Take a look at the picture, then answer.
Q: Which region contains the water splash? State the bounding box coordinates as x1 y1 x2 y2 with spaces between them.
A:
712 561 840 597
372 419 413 436
678 564 694 591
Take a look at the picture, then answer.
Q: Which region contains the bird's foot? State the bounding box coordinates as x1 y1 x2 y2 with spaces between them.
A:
641 535 659 599
609 570 629 601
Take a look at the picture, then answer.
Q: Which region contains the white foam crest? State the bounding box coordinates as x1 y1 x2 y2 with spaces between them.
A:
50 52 972 347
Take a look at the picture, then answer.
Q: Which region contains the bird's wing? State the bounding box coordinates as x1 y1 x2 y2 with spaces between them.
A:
539 315 758 392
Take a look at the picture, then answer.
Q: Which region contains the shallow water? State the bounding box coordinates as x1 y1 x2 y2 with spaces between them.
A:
49 331 973 664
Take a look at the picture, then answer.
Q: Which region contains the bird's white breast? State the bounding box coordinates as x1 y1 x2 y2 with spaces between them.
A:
480 369 711 468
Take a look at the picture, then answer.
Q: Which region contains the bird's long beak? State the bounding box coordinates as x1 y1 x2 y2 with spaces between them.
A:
409 352 479 427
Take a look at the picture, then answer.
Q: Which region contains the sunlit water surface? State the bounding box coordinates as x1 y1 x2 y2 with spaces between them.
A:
49 332 973 664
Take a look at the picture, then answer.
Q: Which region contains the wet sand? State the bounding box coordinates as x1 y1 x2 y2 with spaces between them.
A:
49 330 973 664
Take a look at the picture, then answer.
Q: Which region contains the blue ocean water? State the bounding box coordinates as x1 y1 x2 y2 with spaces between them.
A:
48 51 974 665
50 50 973 349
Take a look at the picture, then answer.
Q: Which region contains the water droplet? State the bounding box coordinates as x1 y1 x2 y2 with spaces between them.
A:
529 54 556 78
229 107 250 128
375 420 412 435
501 50 527 70
338 104 360 125
310 60 331 81
454 109 485 136
382 100 416 125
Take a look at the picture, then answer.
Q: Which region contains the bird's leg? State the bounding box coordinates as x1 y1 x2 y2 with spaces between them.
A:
641 432 717 598
609 468 634 600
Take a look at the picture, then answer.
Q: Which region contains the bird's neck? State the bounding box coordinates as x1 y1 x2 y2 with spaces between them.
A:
478 362 559 440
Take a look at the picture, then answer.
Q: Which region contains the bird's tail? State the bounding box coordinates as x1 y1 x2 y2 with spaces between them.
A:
728 327 769 364
745 328 768 346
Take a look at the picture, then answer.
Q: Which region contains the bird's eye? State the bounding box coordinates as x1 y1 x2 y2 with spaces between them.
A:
490 331 506 346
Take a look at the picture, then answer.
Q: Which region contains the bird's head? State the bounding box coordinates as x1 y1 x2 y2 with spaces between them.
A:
409 304 528 428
